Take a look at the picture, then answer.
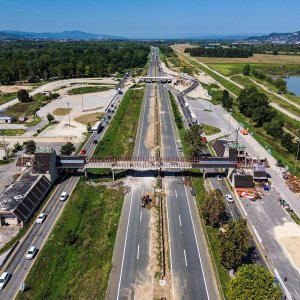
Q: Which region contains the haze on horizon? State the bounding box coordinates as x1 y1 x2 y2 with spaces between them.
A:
0 0 300 38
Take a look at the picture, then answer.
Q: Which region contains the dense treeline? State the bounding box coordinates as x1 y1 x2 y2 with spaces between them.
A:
185 47 253 58
0 41 150 84
237 86 297 156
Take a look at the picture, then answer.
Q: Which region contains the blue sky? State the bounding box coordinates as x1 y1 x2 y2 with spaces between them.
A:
0 0 300 38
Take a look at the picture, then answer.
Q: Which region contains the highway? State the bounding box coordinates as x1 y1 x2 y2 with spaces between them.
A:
0 75 129 299
156 48 210 299
107 47 157 299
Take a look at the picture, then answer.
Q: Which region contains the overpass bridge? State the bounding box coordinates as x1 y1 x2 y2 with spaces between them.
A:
139 76 172 83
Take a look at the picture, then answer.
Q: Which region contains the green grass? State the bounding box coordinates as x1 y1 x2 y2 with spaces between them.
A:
68 86 112 95
0 158 14 165
200 124 221 136
75 132 92 154
0 129 26 136
17 179 124 300
0 92 18 105
94 88 144 157
207 63 246 76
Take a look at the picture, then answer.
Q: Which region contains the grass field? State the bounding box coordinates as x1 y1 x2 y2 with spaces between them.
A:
201 124 221 136
68 86 112 95
0 92 17 105
74 112 104 125
17 179 124 300
53 108 72 116
94 88 144 157
1 129 26 136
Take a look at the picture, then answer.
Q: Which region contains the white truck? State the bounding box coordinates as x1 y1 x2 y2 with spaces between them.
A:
92 120 102 133
191 112 197 124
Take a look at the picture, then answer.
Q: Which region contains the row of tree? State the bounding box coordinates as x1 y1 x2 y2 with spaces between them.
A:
243 64 288 94
0 41 150 84
184 47 253 58
201 190 282 299
237 86 297 155
23 140 75 155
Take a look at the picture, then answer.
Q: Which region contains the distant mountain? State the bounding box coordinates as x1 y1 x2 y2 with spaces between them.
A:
0 30 126 40
246 31 300 44
0 32 22 40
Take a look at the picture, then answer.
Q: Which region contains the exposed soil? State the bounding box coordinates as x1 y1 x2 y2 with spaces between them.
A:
145 90 156 152
274 222 300 274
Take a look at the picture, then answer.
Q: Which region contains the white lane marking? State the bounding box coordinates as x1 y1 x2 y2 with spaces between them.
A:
166 196 175 299
183 177 210 299
117 192 134 299
184 249 187 267
179 214 182 227
169 144 170 149
175 190 177 198
137 244 140 260
139 211 142 223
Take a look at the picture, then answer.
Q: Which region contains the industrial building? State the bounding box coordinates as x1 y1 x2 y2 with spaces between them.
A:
0 148 57 226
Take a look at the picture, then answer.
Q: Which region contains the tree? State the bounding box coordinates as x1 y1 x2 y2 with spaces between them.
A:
221 90 233 110
60 142 76 155
46 113 55 123
281 133 295 153
273 50 279 55
264 119 284 139
184 125 205 156
201 190 226 227
17 89 31 103
13 142 23 152
87 122 92 132
24 140 36 154
228 264 282 300
219 219 249 270
243 64 251 76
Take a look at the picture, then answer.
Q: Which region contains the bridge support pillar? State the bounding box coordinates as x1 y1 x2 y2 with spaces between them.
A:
84 169 87 179
112 169 115 181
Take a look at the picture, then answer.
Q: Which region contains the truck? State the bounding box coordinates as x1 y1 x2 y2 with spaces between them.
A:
141 193 152 208
92 120 103 133
191 112 197 124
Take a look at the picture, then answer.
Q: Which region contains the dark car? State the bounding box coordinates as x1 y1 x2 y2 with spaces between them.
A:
93 140 98 144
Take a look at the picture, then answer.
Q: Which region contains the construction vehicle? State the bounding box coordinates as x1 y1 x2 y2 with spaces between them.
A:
141 192 152 208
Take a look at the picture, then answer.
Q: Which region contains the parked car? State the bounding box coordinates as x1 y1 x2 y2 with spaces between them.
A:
36 212 47 224
59 192 68 201
26 246 38 260
226 194 234 203
0 272 11 290
217 175 223 181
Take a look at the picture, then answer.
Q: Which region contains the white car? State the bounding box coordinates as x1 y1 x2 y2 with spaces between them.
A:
226 194 234 203
217 175 223 181
59 192 68 201
26 246 38 260
0 272 11 290
36 212 47 224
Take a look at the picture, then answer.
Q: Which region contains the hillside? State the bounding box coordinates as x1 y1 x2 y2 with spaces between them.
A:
246 31 300 44
0 30 126 40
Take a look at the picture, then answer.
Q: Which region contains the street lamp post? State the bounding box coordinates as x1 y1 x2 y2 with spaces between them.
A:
294 138 300 173
227 113 231 135
67 102 70 126
81 93 84 112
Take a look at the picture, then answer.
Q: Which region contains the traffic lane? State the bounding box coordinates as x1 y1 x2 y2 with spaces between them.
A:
2 174 79 298
166 177 209 300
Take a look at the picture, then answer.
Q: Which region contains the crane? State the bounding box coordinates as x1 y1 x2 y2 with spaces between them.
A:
176 56 195 84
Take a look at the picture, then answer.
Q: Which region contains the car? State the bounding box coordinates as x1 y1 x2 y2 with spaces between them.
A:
111 109 115 113
0 272 11 290
178 147 183 152
107 115 111 120
93 139 98 144
26 246 38 260
226 194 234 203
59 192 68 201
36 212 47 224
81 149 86 155
217 175 223 181
111 104 114 107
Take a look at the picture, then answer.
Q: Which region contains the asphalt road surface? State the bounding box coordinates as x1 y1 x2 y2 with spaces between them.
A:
0 75 129 299
157 48 210 299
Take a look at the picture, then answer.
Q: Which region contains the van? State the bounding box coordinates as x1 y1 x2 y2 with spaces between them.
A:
0 272 11 290
59 192 68 201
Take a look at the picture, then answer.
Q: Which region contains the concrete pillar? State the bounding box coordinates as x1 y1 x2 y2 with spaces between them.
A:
112 169 115 181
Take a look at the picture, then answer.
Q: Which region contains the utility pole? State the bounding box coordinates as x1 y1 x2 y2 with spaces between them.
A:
294 138 300 173
227 113 231 134
67 102 70 126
